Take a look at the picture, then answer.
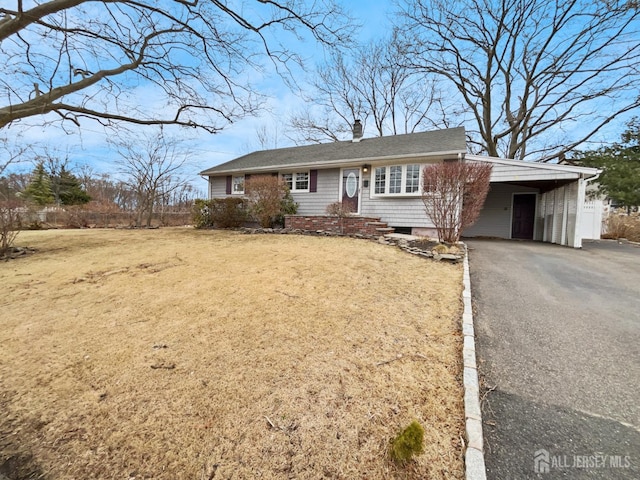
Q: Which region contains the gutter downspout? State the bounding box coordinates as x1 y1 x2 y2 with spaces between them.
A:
200 175 211 199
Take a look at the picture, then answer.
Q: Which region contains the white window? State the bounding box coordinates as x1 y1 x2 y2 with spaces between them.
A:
374 167 386 194
372 164 422 196
389 165 402 194
405 164 420 193
281 171 309 192
232 175 244 194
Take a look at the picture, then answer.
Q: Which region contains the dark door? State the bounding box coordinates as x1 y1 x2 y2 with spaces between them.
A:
512 194 536 239
342 168 360 214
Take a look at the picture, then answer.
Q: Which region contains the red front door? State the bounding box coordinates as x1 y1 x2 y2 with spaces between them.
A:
342 168 360 214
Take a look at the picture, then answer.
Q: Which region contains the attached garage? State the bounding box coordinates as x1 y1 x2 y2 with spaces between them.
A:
463 155 601 248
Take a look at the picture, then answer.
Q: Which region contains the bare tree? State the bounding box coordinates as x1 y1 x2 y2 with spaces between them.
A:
0 1 353 133
289 30 447 143
0 136 28 176
400 0 640 161
422 161 492 243
111 130 191 227
0 138 27 255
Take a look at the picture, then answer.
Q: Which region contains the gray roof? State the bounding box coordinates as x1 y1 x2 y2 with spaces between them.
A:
200 127 466 175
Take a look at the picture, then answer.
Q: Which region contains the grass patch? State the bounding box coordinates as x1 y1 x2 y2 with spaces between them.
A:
1 228 464 479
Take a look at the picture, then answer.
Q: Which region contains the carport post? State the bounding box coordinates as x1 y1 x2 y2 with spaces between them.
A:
573 177 586 248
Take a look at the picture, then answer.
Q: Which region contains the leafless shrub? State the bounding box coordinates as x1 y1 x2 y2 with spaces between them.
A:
422 161 492 243
602 212 640 242
0 199 23 257
245 176 296 228
325 201 355 234
325 201 354 217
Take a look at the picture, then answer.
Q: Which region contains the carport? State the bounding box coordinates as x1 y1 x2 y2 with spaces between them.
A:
463 155 601 248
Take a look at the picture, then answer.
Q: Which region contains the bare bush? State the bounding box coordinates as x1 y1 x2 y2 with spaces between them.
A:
325 201 355 234
602 212 640 242
246 176 297 228
0 199 23 257
325 201 354 217
422 161 492 243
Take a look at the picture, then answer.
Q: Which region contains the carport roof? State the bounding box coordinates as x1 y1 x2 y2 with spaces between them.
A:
466 154 601 180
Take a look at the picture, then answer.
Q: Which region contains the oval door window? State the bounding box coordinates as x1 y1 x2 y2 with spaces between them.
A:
345 172 358 197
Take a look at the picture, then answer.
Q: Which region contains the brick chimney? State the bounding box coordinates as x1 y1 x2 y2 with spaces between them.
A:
352 119 363 142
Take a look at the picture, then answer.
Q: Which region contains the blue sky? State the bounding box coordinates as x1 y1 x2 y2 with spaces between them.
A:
3 0 636 192
3 1 397 194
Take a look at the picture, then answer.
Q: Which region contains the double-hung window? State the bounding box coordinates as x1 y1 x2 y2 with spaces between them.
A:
232 175 244 194
372 164 422 196
281 171 309 192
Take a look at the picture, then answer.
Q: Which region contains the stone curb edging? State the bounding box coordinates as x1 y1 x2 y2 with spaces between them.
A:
461 244 487 480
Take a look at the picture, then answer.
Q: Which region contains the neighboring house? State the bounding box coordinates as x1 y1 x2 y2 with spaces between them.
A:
200 122 601 248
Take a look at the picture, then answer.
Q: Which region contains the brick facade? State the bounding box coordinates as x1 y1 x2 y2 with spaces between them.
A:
284 215 392 236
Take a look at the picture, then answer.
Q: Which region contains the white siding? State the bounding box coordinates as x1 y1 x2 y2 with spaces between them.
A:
536 181 583 247
463 183 539 238
489 163 580 182
552 185 565 244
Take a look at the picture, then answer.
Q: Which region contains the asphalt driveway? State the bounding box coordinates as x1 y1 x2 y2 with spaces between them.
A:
467 239 640 479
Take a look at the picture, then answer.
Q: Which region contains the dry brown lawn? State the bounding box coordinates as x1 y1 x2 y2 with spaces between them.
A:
0 228 464 479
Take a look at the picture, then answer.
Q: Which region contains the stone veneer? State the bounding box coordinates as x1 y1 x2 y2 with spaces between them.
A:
284 215 391 236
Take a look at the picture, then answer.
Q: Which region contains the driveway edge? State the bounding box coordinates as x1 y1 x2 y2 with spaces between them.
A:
462 245 487 480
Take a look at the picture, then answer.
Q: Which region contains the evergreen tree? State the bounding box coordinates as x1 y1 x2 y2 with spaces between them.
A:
575 119 640 210
23 162 54 206
55 166 91 205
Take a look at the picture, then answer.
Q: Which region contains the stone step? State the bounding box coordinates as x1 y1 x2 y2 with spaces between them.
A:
376 227 395 233
366 221 388 227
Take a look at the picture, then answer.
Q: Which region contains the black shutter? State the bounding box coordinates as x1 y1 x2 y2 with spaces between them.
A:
225 175 232 195
310 169 318 192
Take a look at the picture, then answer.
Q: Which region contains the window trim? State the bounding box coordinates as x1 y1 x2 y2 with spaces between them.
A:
371 164 423 197
232 175 245 195
280 170 310 193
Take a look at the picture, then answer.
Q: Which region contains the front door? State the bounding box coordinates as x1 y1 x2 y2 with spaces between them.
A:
512 194 536 239
342 168 360 214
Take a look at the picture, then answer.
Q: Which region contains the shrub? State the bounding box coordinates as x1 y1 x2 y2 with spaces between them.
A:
246 176 297 228
325 201 354 217
390 420 425 464
422 161 492 243
325 201 354 234
277 188 299 226
0 199 23 257
192 198 248 229
61 205 91 228
602 212 640 242
192 199 213 228
211 198 248 228
191 197 247 228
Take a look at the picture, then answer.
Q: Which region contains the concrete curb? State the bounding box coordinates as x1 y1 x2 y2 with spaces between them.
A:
461 245 487 480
